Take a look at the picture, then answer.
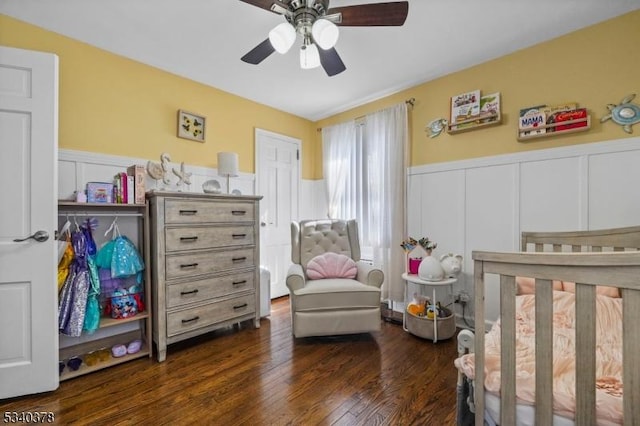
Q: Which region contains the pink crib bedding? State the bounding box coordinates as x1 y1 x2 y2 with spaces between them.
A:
454 290 624 425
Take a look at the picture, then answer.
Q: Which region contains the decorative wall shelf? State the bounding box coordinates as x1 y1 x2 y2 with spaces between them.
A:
447 111 502 134
517 115 591 142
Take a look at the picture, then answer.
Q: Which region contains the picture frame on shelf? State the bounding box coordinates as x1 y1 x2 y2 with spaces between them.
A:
177 110 206 142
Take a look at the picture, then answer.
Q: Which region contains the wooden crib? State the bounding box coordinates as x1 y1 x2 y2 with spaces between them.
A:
458 226 640 425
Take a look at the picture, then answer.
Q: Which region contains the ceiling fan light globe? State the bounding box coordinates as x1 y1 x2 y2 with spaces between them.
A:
268 22 296 54
311 19 339 50
300 43 320 69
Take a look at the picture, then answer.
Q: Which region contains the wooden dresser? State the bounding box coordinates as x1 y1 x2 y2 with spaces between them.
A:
147 191 262 361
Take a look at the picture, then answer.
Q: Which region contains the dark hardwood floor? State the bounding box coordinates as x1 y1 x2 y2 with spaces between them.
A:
1 298 459 425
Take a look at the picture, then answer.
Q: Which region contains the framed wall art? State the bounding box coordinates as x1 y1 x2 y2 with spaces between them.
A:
177 109 206 142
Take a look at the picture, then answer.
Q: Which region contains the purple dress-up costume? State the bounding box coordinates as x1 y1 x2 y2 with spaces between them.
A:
58 228 90 337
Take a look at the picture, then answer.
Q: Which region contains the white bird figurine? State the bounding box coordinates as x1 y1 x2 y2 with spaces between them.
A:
172 162 192 187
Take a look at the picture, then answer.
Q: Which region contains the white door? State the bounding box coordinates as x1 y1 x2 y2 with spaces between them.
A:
0 46 59 398
255 129 300 299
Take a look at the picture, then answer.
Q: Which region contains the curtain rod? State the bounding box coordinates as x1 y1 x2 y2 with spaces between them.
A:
316 98 416 131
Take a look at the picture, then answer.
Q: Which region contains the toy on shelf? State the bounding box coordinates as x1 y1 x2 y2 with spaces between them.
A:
407 293 429 316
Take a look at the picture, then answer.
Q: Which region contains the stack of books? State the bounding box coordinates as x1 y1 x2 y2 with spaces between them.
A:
112 165 146 204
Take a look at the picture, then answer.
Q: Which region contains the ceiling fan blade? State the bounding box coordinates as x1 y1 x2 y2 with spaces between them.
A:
327 1 409 26
238 0 288 14
318 47 346 77
241 39 276 65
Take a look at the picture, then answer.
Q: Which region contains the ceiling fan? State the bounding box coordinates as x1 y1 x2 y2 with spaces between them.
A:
240 0 409 76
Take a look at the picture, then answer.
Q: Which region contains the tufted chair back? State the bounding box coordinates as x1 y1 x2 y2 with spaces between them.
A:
291 219 361 273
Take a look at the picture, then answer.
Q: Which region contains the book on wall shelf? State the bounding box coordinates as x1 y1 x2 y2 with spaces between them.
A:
555 108 588 131
450 89 480 130
479 92 501 124
541 102 577 133
518 105 547 138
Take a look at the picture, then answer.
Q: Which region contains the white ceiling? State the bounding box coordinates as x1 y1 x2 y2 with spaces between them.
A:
2 1 638 121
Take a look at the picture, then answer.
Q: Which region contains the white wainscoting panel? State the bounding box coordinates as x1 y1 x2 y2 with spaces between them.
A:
408 136 640 327
588 148 640 229
418 170 466 257
58 149 255 200
520 156 584 233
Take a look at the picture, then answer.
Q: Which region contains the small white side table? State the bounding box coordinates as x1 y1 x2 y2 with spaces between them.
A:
401 273 457 342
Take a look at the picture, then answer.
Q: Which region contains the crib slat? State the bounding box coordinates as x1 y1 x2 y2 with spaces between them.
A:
623 289 640 425
500 275 516 425
535 279 553 425
474 261 485 426
575 283 596 424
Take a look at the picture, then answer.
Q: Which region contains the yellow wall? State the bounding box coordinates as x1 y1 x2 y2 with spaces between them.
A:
0 15 317 179
2 11 639 181
316 10 640 176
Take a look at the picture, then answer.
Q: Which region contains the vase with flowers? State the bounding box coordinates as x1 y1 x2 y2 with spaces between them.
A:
418 237 437 256
417 237 444 281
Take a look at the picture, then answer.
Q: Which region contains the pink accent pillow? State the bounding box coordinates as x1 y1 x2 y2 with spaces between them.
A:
306 252 357 280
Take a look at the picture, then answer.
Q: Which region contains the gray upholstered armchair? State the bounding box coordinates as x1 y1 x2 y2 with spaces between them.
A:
286 219 384 338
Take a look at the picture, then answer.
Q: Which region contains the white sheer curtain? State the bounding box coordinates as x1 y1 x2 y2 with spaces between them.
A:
322 120 357 219
322 103 408 301
364 103 408 301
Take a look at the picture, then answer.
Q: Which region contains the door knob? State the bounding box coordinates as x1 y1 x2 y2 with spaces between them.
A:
13 230 49 243
261 222 266 227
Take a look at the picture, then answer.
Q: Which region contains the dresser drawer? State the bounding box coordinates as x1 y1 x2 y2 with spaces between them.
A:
165 199 255 224
167 294 256 337
167 271 255 309
165 248 255 280
165 225 254 252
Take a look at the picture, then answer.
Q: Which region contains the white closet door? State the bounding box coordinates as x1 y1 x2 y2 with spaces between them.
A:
256 129 300 299
0 46 59 398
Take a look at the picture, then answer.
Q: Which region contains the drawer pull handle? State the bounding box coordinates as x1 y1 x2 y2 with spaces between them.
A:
180 236 199 242
180 263 199 269
233 303 248 310
231 234 247 239
232 280 247 286
231 257 247 263
182 316 200 324
231 210 247 215
179 210 198 215
180 289 199 296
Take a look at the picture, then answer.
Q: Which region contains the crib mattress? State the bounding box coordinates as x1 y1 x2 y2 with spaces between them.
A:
484 392 574 426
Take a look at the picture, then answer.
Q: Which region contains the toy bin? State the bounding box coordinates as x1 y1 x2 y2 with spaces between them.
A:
108 289 144 319
405 311 456 341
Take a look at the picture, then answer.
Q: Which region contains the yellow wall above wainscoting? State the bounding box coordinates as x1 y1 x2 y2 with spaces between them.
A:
0 15 317 179
316 10 640 175
2 11 639 181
